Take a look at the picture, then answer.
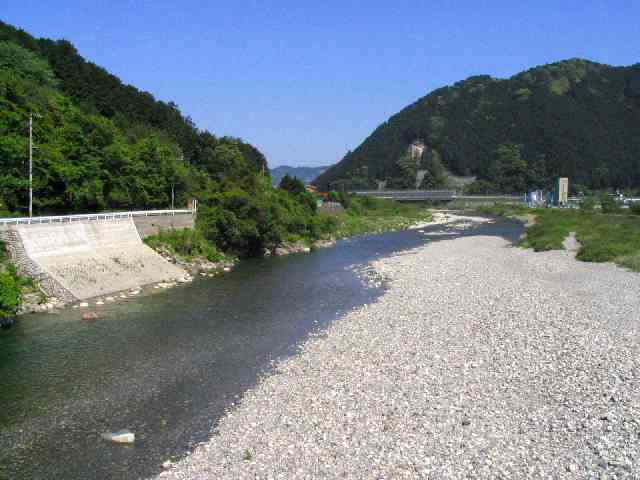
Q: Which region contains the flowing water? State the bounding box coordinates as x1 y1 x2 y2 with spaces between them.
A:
0 220 522 479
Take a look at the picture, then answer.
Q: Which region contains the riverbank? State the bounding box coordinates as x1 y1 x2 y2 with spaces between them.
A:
0 197 433 320
470 204 640 272
155 226 640 479
3 221 459 479
327 197 432 238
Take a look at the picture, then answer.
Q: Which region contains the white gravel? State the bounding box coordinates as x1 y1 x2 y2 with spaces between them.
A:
155 233 640 479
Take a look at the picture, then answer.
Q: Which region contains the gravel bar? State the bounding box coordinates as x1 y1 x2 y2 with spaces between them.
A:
155 233 640 479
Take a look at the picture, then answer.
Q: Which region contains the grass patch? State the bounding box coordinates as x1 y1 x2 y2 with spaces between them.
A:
521 210 580 250
473 203 530 218
521 209 640 271
328 196 432 238
470 203 640 272
144 228 226 262
618 253 640 271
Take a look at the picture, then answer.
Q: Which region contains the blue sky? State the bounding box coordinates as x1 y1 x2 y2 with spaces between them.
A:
3 1 639 167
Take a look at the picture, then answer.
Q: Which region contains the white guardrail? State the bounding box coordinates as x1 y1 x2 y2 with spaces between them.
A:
0 209 195 226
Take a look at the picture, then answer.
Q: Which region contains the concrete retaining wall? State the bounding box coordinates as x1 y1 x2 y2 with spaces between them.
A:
133 214 195 239
6 218 186 301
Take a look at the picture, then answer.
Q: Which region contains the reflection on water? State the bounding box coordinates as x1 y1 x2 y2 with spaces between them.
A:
0 220 521 479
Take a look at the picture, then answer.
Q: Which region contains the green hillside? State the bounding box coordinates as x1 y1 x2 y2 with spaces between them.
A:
314 59 640 193
0 21 328 257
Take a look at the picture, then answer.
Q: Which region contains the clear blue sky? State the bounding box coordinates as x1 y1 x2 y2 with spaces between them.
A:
3 1 639 167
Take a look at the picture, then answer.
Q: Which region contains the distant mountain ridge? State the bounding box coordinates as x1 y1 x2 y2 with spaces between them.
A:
270 165 331 186
314 59 640 193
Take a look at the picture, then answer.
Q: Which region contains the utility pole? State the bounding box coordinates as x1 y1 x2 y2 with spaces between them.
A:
171 153 184 210
28 113 33 218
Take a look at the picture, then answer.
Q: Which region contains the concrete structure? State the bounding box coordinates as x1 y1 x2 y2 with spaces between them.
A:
132 213 195 239
525 189 547 208
553 177 569 206
0 210 193 301
408 140 426 161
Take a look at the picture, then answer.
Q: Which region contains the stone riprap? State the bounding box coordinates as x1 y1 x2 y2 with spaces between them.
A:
155 233 640 479
0 227 74 303
14 218 185 300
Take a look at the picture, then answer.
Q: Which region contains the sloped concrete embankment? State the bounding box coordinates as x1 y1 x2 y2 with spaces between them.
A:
10 218 186 301
1 227 74 304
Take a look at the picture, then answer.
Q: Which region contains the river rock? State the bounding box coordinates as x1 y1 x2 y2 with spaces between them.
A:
313 239 336 249
0 315 16 329
273 242 311 256
101 429 135 444
82 311 98 321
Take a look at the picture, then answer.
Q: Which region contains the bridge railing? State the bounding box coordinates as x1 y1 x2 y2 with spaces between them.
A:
0 209 195 226
353 190 457 199
350 190 523 202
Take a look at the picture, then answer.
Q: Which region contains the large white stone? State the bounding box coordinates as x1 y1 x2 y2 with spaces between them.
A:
101 429 135 444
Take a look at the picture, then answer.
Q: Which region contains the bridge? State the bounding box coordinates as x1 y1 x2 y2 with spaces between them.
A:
351 190 523 202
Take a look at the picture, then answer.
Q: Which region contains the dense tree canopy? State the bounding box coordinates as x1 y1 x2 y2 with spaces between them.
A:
314 59 640 193
278 174 306 195
0 21 331 257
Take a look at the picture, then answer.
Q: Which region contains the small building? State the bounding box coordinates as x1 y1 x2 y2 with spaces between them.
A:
524 189 546 207
552 177 569 206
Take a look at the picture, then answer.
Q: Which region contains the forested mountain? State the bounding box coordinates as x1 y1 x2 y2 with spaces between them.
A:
0 21 329 256
314 59 640 193
270 165 331 186
0 20 271 213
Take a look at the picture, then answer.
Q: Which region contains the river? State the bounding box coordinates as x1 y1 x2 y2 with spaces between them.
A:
0 219 522 479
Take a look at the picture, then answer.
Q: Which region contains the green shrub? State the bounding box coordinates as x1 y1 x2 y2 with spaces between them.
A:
629 203 640 216
145 228 224 262
580 197 597 212
196 181 341 256
599 194 621 213
0 271 21 317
